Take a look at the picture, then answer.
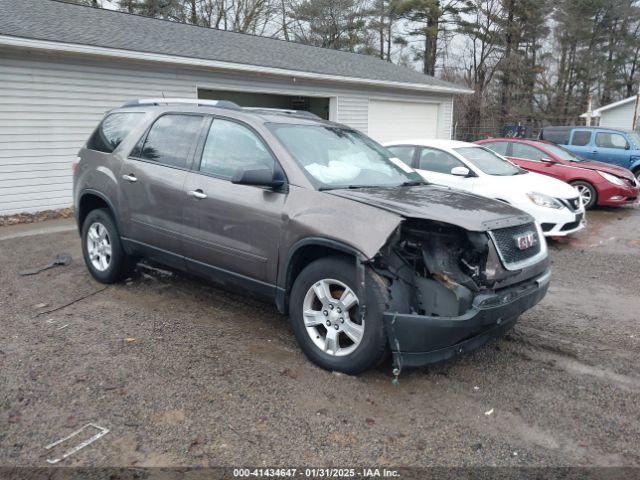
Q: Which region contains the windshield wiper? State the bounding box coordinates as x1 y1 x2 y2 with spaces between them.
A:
399 180 427 186
346 184 375 189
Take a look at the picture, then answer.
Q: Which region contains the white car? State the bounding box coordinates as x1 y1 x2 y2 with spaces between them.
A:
384 139 586 236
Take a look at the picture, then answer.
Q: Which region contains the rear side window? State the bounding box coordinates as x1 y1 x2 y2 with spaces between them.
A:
137 114 204 169
199 119 274 179
570 130 592 146
483 141 509 155
87 112 144 153
387 146 416 165
595 132 628 149
511 143 546 161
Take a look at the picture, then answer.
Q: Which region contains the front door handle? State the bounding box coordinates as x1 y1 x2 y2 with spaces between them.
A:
188 189 207 199
122 174 138 183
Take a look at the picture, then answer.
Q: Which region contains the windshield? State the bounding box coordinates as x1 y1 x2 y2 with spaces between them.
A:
268 124 424 189
541 143 586 162
455 147 524 176
629 132 640 148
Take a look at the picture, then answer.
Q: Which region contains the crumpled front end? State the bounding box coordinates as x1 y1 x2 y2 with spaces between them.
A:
370 219 550 369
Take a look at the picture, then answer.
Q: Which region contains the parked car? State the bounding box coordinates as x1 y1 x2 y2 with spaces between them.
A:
74 99 550 374
475 138 639 210
384 139 585 236
538 126 640 180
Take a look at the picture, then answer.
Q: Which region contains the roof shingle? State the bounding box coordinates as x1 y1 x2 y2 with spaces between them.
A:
0 0 469 92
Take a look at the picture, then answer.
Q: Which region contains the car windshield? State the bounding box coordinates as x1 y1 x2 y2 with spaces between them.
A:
268 124 424 189
455 147 524 176
541 143 586 162
629 132 640 148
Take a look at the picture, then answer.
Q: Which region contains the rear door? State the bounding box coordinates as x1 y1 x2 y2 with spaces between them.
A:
509 142 562 178
182 116 286 292
568 129 595 160
592 131 631 167
119 113 207 267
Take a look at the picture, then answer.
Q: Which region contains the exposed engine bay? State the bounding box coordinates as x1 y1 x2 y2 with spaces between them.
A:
372 219 532 318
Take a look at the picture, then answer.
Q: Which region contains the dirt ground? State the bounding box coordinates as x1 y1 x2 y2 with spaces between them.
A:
1 207 639 469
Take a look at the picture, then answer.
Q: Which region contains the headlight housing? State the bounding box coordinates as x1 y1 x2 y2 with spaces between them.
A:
526 192 563 209
597 171 625 186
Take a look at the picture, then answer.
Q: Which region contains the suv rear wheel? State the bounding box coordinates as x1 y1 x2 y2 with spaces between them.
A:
289 256 389 374
81 208 131 283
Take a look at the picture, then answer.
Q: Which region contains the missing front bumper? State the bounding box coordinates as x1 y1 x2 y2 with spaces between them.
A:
384 270 550 368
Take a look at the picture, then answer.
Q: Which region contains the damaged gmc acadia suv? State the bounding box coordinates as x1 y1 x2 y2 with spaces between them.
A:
74 99 550 374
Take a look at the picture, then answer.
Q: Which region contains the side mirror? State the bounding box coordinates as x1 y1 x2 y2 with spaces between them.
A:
231 166 284 189
625 144 631 150
451 166 471 177
541 157 556 165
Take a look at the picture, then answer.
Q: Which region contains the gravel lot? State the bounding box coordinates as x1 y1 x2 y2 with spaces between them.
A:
1 208 639 468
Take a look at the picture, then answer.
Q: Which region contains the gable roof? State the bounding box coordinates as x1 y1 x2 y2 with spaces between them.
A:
581 95 638 117
0 0 472 94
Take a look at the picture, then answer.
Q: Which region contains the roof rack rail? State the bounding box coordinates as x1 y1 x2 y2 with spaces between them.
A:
121 98 241 109
243 107 322 120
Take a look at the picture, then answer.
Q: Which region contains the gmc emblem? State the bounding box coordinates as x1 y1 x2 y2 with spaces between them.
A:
514 232 537 250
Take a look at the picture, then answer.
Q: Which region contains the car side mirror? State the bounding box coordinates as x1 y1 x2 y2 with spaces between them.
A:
625 144 631 150
451 166 471 177
541 157 556 165
231 166 284 189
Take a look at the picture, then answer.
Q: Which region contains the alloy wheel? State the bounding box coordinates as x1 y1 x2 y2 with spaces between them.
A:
86 222 112 272
574 184 592 207
302 278 363 356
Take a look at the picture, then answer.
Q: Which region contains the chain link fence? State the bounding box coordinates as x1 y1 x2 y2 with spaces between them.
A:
452 124 541 142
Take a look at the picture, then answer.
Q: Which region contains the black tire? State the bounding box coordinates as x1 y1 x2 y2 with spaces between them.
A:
570 180 597 210
289 255 389 375
81 208 131 283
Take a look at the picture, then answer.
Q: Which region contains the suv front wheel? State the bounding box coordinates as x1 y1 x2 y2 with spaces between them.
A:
289 256 389 374
81 208 131 283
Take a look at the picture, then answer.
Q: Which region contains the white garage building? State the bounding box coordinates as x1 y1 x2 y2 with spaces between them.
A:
0 0 471 216
581 95 640 130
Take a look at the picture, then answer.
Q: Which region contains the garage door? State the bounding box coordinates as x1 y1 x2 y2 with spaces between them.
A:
367 99 438 143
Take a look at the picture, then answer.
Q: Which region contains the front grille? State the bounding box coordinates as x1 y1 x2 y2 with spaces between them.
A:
490 222 542 267
558 197 581 212
561 212 584 232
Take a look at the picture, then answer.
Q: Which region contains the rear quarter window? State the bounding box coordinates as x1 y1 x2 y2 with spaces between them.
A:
540 128 570 145
87 112 145 153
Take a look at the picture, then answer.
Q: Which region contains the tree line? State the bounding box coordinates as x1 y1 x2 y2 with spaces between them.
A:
69 0 640 138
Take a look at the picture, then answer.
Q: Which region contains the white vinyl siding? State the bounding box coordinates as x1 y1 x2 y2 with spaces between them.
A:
598 101 636 130
336 96 369 134
0 48 456 215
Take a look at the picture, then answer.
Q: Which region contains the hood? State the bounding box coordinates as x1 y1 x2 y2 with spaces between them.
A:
568 160 635 180
489 171 578 199
327 184 533 232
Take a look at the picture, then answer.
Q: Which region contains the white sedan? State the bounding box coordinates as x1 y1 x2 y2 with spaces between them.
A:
384 139 585 236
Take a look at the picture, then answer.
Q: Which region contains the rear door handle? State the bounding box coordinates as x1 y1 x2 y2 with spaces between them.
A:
122 174 138 182
188 189 207 199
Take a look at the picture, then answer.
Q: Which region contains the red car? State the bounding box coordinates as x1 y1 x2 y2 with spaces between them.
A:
476 138 640 209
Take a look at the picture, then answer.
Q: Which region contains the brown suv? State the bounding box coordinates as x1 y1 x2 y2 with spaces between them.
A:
73 99 550 374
